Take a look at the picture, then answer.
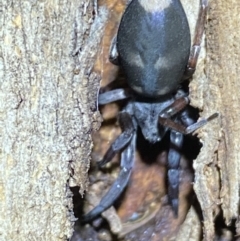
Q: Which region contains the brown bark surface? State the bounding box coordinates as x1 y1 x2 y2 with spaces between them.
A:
0 1 106 240
190 0 240 240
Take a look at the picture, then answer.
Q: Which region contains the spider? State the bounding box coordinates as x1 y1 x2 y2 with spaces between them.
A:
82 0 217 223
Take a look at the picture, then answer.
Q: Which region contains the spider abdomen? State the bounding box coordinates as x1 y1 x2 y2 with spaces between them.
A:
117 0 191 98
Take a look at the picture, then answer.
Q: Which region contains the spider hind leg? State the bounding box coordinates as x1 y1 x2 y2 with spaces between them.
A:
81 113 136 223
167 130 184 216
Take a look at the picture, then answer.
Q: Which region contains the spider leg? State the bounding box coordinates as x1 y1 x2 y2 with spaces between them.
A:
183 0 208 79
81 115 136 223
159 113 218 134
168 129 184 216
158 95 218 133
167 107 217 215
98 88 130 105
160 97 189 118
109 36 119 65
98 112 135 166
167 108 196 216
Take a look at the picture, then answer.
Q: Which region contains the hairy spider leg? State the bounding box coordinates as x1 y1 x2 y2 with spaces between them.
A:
81 115 136 223
183 0 208 79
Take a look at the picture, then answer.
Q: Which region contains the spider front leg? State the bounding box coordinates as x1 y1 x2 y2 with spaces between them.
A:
159 112 218 135
81 113 136 223
158 94 218 134
159 99 217 215
167 107 198 216
183 0 208 79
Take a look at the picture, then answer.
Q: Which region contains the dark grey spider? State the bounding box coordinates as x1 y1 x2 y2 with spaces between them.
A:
82 0 217 223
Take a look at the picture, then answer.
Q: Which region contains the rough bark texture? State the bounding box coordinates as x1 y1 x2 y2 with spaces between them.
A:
190 0 240 240
0 1 107 240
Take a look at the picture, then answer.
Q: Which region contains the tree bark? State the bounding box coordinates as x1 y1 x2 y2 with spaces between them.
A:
0 1 107 240
190 0 240 240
